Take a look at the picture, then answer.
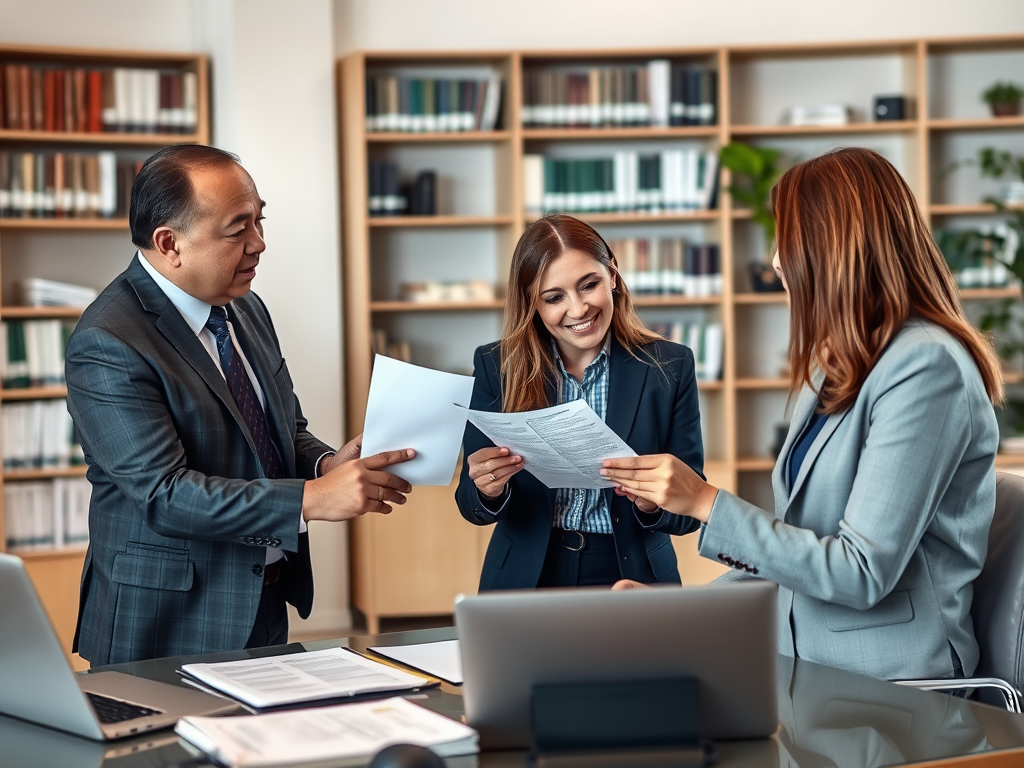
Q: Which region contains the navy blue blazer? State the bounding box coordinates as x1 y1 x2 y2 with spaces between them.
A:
456 336 703 591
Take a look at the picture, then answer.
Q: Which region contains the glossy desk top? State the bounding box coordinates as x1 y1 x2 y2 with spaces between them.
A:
4 625 1024 768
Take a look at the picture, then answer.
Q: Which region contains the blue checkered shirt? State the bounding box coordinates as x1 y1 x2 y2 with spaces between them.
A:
552 342 613 533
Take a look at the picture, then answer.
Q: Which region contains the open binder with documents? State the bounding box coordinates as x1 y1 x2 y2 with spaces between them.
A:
178 647 434 709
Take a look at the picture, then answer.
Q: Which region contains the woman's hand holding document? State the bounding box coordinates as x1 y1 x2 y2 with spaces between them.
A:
361 356 475 486
463 399 637 489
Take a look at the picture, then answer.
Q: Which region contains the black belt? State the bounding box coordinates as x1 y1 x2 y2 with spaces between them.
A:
263 559 286 586
552 529 615 552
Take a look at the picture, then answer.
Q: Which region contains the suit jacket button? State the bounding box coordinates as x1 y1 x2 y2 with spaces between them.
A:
751 567 759 575
272 538 281 546
252 564 263 576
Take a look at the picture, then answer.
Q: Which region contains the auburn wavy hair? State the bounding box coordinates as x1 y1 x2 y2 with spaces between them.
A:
770 147 1004 413
500 214 661 412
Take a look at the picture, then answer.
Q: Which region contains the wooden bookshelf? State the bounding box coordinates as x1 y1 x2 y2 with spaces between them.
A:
0 43 209 662
340 35 1024 631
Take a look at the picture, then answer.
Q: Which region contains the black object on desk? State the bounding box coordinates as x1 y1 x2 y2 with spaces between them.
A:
530 678 717 767
369 743 445 768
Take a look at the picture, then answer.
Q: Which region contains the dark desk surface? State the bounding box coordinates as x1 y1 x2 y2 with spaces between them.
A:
4 625 1024 768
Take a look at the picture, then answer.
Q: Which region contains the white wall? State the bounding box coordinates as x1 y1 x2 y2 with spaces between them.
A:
0 0 351 635
334 0 1024 53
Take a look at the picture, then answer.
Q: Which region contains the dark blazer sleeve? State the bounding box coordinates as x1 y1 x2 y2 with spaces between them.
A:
455 343 517 525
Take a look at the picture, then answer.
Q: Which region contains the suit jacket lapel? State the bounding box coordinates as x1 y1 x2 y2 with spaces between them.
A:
605 336 648 444
777 370 849 511
125 256 262 465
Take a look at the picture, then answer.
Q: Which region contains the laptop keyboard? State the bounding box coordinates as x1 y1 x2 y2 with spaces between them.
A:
86 692 163 724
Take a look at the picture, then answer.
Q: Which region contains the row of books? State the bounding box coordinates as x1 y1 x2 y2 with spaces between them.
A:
367 161 437 216
0 150 141 219
2 399 84 470
364 74 503 133
4 477 91 552
649 321 724 382
521 62 717 128
19 277 97 308
1 63 199 134
371 329 412 364
522 149 719 214
1 319 72 389
614 239 722 297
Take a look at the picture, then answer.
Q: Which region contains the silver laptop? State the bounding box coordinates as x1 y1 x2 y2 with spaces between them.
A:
0 552 236 740
455 580 779 750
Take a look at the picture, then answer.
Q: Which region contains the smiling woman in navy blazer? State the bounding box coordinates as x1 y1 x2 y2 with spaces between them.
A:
455 214 703 591
604 148 1005 682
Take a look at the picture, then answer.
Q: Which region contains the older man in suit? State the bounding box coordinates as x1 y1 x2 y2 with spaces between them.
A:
66 145 413 665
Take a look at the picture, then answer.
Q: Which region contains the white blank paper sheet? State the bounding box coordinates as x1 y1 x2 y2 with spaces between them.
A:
369 639 463 685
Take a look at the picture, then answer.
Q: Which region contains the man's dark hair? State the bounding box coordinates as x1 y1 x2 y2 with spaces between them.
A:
130 144 241 249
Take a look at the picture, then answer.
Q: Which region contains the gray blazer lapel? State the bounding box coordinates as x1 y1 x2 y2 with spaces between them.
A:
788 409 848 504
229 301 295 472
125 257 262 464
782 369 850 506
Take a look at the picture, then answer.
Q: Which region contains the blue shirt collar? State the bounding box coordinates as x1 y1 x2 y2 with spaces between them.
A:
137 251 215 335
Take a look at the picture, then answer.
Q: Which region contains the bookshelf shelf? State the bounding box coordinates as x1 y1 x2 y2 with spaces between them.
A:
370 300 505 313
930 204 1024 216
1 386 69 401
340 35 1024 632
996 453 1024 468
0 129 205 145
736 456 777 472
522 127 721 141
928 117 1024 132
1 306 85 319
4 465 88 481
734 292 787 304
368 215 514 228
0 43 210 660
366 130 512 144
633 295 722 307
729 120 918 137
8 544 89 560
527 211 720 225
0 218 129 230
736 377 789 390
960 287 1023 300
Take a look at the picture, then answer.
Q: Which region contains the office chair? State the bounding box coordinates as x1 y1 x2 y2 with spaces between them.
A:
895 471 1024 712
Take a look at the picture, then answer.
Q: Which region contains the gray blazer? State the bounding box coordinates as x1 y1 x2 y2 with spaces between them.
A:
701 319 999 680
66 256 332 664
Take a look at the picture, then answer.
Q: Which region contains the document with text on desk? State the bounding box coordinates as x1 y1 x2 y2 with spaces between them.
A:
178 647 433 709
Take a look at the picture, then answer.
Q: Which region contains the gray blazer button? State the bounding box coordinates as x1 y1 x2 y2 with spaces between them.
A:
252 563 263 576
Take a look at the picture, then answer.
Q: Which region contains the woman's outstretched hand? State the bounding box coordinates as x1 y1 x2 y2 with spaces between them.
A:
600 454 718 524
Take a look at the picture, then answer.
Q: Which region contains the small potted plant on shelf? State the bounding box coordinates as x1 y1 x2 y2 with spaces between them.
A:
719 142 788 292
982 81 1024 118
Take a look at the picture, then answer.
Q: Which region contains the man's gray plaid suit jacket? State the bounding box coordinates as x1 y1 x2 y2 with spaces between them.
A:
65 255 332 664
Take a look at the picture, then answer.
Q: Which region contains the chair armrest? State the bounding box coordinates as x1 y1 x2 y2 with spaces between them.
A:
894 677 1022 712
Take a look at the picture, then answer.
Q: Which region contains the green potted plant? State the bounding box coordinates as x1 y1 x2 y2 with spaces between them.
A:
718 142 788 292
982 81 1024 117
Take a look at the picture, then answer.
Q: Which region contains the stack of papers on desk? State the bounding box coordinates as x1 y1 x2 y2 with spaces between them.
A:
176 696 478 767
179 647 433 709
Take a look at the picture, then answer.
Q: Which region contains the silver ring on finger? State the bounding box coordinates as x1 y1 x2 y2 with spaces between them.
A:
488 472 497 482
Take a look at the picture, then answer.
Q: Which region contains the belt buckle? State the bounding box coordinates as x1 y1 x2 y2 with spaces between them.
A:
563 530 585 552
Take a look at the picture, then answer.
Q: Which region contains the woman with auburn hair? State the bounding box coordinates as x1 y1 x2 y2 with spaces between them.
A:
455 214 704 590
604 147 1003 681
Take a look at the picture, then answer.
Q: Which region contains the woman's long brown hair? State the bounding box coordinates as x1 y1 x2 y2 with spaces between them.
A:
771 147 1004 413
501 214 661 412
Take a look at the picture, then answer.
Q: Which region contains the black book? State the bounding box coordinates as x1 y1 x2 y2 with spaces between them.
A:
368 160 384 216
699 68 718 126
408 170 436 216
669 64 686 127
683 66 702 126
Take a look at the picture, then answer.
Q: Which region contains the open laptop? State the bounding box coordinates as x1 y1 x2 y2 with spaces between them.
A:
455 580 779 750
0 552 236 740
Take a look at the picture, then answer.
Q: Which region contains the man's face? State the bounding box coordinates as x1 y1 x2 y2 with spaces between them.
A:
172 162 266 306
